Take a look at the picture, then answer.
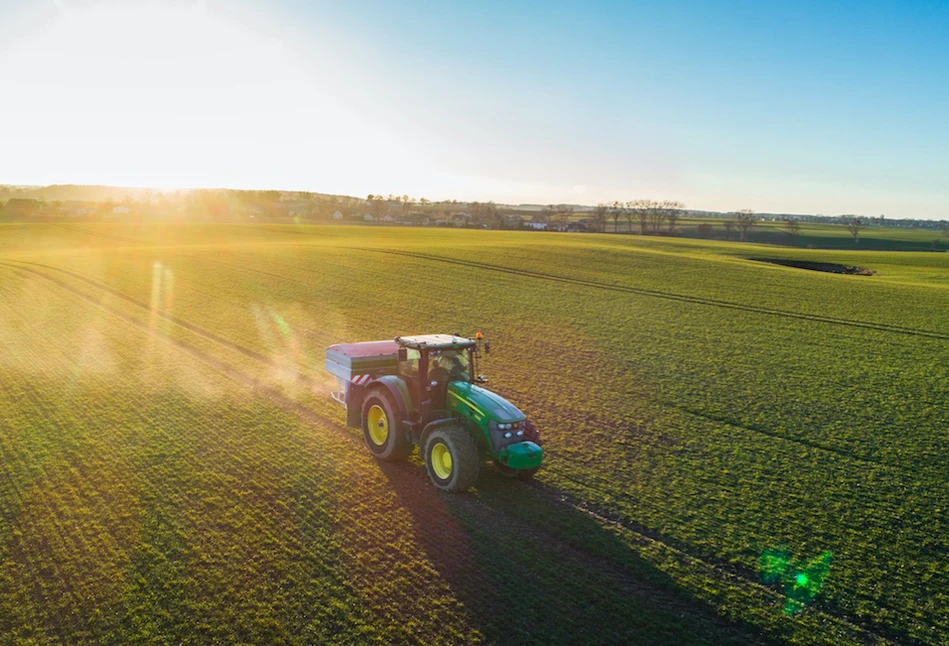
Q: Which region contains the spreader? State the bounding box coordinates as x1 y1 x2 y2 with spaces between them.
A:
325 334 543 491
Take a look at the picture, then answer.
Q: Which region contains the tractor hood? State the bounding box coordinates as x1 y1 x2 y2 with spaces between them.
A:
448 382 525 423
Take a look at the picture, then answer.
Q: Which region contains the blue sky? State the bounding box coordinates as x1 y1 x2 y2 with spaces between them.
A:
2 0 948 217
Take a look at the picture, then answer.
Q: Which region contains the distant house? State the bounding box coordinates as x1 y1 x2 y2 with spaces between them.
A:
526 219 548 230
363 214 374 222
381 214 395 222
452 211 472 227
332 210 344 220
112 206 130 215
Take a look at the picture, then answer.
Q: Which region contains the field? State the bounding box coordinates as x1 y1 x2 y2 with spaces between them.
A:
601 217 949 251
1 223 948 644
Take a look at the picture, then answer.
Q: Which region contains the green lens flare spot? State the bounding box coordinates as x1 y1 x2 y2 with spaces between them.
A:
795 573 809 587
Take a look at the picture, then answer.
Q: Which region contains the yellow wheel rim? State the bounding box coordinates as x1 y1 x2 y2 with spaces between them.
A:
367 405 388 446
431 442 453 480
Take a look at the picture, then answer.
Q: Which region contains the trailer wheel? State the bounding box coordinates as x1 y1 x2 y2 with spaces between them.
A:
361 390 412 461
423 425 480 492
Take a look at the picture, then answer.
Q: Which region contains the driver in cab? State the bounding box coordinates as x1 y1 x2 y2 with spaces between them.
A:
429 352 468 383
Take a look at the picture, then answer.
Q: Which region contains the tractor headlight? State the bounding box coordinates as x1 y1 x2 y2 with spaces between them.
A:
499 423 509 430
516 430 524 437
503 431 513 438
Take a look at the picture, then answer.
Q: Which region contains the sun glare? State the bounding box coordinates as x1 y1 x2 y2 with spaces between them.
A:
0 1 580 202
0 1 389 191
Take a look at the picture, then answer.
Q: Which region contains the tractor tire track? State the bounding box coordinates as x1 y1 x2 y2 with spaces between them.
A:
6 261 284 375
50 224 949 342
53 223 296 281
352 247 949 343
0 262 897 645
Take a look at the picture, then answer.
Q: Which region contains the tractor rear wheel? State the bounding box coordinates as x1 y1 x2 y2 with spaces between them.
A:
423 426 480 492
361 390 412 461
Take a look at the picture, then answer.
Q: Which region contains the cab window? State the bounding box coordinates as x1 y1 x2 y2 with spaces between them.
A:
399 348 421 380
428 349 471 383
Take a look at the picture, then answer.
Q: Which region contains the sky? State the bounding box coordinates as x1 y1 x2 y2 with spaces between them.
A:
1 0 948 218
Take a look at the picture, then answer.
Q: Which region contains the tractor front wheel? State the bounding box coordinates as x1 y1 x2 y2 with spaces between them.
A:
423 426 480 492
361 390 412 461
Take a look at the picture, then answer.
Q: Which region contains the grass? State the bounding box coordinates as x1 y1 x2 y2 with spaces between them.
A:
2 222 947 643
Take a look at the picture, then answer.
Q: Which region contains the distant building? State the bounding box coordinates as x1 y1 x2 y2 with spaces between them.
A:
332 210 344 220
363 214 374 222
112 206 130 215
526 220 548 230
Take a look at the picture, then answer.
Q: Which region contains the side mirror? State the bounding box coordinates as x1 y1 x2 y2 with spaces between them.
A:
398 348 407 361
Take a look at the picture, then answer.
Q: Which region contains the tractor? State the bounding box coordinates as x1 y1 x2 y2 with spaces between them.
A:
324 334 543 491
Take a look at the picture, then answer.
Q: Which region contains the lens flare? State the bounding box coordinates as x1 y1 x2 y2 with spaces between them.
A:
759 548 832 615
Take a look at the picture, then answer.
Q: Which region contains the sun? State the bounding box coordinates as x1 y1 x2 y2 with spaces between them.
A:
0 1 381 191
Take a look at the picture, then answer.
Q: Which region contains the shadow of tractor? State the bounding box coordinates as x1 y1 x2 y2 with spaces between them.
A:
376 461 767 645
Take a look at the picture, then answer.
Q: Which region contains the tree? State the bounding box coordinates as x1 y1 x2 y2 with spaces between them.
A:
369 196 388 221
648 201 667 233
623 200 637 233
542 204 557 227
664 201 685 233
472 201 501 228
783 218 801 243
634 200 651 235
844 216 862 244
591 203 609 232
697 222 714 238
555 204 573 226
723 220 736 239
733 209 758 242
610 201 624 233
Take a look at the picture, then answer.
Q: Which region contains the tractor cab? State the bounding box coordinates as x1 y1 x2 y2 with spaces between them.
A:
395 334 478 422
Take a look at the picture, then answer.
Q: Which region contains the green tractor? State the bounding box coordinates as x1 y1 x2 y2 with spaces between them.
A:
325 334 543 491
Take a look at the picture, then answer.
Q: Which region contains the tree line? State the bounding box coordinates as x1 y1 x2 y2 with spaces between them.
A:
586 201 763 241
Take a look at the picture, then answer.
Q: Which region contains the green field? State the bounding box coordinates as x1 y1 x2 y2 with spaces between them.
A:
600 216 949 251
2 223 948 644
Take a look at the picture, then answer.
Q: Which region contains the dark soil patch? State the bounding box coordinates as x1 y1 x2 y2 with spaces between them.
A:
751 258 876 276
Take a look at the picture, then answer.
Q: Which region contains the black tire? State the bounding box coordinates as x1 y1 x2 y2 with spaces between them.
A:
423 425 480 492
361 390 413 461
496 463 539 481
